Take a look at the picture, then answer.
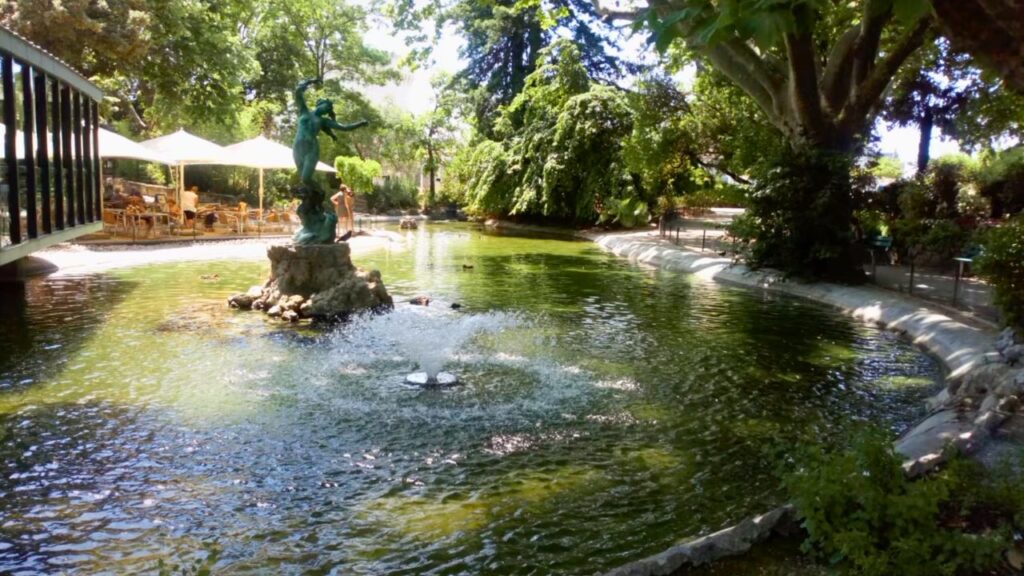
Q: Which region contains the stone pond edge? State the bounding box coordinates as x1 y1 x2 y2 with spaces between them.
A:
483 222 1022 575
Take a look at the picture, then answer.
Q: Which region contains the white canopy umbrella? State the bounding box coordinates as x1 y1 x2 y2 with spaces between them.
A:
140 129 230 220
99 128 173 164
221 135 335 218
2 126 174 165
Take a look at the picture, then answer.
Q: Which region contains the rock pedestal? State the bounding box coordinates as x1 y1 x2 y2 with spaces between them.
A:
229 244 392 320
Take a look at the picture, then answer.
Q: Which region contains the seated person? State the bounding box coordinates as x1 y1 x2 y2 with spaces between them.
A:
203 211 219 230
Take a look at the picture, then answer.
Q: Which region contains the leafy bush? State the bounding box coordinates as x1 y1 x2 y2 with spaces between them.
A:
978 146 1024 218
957 191 991 222
891 218 970 262
922 219 970 259
729 147 862 282
655 195 680 219
333 156 382 195
927 154 978 218
679 184 747 212
598 196 650 228
977 215 1024 331
784 430 1013 576
856 209 889 238
365 178 418 213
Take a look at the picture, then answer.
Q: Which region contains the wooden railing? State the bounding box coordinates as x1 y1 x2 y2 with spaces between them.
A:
0 26 103 266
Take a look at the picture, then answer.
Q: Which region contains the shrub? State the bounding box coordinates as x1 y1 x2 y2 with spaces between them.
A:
598 196 650 228
978 146 1024 218
730 147 863 282
921 219 970 260
679 184 747 212
334 156 382 195
927 154 978 218
784 430 1013 576
365 178 418 213
977 215 1024 331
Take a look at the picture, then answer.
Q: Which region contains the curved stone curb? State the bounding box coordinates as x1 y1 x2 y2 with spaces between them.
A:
595 232 992 376
592 231 1023 576
600 506 798 576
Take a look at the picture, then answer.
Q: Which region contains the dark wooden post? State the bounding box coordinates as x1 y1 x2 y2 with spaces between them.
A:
21 65 37 239
91 101 101 220
81 94 93 221
72 91 84 225
34 71 51 234
60 86 74 227
51 78 63 230
2 55 20 244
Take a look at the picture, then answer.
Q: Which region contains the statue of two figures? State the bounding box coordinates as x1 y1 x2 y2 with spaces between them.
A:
291 78 368 245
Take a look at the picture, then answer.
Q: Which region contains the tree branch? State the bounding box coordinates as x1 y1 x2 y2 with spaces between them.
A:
851 0 892 90
702 43 787 132
839 17 931 138
691 155 752 185
820 26 860 114
783 28 828 143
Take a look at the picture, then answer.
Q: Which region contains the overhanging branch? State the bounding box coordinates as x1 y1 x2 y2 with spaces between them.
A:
839 17 931 136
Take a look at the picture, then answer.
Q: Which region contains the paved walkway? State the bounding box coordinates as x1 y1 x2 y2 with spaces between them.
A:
657 218 999 325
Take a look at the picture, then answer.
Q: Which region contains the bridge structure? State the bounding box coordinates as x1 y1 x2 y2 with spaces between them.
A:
0 26 103 268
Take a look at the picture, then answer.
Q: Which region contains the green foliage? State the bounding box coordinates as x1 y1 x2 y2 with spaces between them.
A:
453 41 638 226
927 154 979 218
729 148 862 282
366 178 419 213
3 0 392 141
784 430 1011 576
921 219 970 259
598 197 650 228
870 156 905 181
978 146 1024 218
334 156 383 195
392 0 639 137
977 216 1024 331
679 184 748 211
444 139 516 217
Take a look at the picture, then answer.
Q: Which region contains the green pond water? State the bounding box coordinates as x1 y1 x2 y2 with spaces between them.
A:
0 224 941 574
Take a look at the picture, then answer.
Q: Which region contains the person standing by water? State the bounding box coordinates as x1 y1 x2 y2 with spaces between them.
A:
331 184 355 241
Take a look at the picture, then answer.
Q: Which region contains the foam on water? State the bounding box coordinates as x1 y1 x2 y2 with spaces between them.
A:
331 306 521 379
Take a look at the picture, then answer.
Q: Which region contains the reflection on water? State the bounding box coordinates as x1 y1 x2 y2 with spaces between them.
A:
0 224 940 574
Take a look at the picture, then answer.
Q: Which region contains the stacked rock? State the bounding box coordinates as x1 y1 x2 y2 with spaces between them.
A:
229 243 392 321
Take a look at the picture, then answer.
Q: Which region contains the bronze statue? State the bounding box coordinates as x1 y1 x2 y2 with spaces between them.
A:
292 78 368 244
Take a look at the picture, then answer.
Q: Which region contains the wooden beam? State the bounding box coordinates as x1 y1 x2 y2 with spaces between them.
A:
2 55 20 244
34 71 50 234
73 91 84 225
91 101 101 220
81 92 93 222
51 78 63 230
21 64 37 239
60 85 74 226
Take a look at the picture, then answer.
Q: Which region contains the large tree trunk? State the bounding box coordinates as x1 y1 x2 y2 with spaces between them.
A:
917 108 933 173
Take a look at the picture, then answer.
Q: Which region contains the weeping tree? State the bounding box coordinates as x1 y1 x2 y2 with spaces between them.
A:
600 0 932 280
451 41 635 225
393 0 640 137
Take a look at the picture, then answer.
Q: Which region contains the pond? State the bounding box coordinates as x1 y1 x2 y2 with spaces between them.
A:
0 224 941 574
